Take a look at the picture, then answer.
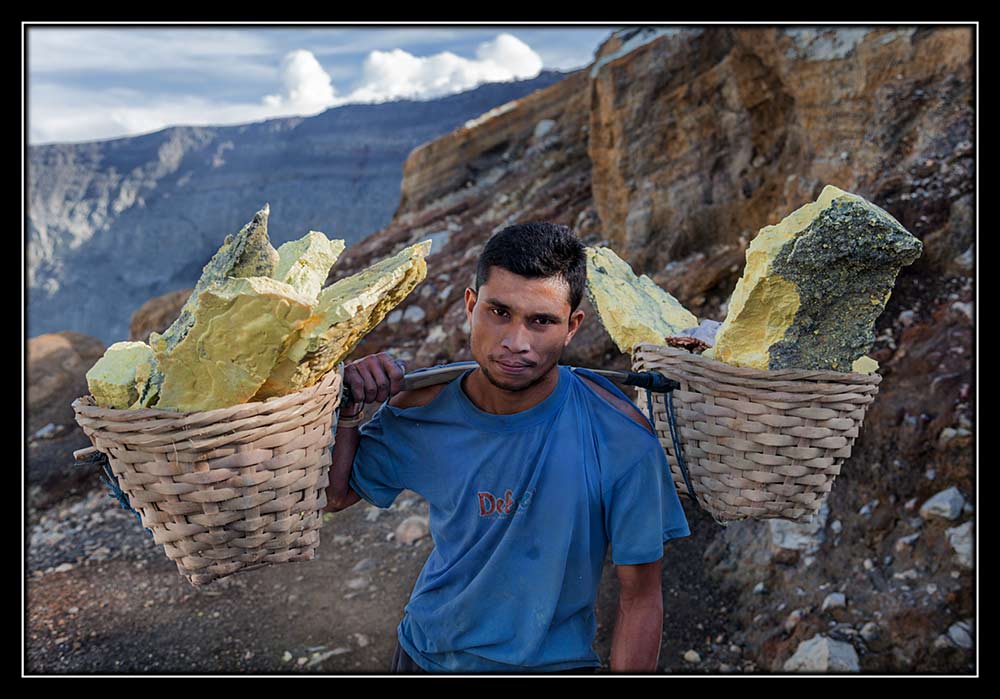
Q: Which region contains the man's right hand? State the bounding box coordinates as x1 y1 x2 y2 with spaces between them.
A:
342 352 407 413
326 352 406 513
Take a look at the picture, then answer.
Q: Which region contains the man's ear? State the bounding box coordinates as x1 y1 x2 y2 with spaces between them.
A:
465 287 477 315
565 308 585 346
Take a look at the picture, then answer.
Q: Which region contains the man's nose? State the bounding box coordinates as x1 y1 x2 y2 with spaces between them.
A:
501 323 532 353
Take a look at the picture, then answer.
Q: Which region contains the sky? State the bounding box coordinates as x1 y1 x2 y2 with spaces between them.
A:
25 24 618 145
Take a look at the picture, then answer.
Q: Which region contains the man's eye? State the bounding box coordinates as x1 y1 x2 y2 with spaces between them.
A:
491 308 508 318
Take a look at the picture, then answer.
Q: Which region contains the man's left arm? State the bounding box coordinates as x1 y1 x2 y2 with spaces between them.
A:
610 559 664 673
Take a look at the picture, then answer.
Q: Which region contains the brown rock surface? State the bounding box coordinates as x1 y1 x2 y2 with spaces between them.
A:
129 288 191 344
26 332 107 508
588 28 972 295
28 332 105 432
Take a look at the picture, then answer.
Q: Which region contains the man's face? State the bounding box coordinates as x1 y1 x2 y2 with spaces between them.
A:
464 266 585 392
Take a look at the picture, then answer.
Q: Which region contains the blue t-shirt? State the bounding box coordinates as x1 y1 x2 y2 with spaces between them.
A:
348 363 690 673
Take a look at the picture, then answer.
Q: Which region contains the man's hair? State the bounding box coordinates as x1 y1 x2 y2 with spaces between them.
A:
475 222 587 312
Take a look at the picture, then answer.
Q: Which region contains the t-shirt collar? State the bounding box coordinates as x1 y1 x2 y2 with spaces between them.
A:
453 363 570 432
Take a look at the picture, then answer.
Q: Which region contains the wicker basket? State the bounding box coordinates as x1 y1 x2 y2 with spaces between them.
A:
631 343 881 524
72 368 342 586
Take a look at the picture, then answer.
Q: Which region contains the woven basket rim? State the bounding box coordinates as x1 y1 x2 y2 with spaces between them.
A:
71 363 343 421
631 342 881 524
632 342 882 385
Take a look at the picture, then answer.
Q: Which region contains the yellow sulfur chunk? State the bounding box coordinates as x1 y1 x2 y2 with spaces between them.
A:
254 240 431 399
272 231 346 302
852 356 879 374
711 185 921 372
86 341 158 409
151 205 280 355
584 246 698 354
154 277 316 412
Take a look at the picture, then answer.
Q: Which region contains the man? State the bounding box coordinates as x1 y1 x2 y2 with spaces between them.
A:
324 222 690 674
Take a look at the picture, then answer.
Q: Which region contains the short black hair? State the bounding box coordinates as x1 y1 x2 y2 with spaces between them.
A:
475 222 587 312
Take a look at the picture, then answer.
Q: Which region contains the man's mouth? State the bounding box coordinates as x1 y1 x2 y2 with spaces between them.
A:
495 359 532 372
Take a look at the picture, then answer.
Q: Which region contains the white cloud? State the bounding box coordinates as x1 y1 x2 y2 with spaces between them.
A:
28 49 338 145
26 30 554 145
476 33 544 76
29 83 279 145
342 33 543 103
262 49 338 114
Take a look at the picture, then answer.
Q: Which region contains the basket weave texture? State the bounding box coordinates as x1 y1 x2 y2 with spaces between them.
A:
72 369 342 586
631 343 881 524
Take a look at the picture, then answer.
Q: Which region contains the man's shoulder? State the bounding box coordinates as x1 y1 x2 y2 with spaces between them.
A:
388 382 449 410
574 372 654 437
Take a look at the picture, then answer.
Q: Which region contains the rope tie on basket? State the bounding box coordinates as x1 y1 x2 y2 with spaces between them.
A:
643 381 701 514
78 449 153 538
651 386 734 526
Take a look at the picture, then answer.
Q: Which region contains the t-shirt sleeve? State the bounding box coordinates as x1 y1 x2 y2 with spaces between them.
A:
348 404 406 509
603 443 691 566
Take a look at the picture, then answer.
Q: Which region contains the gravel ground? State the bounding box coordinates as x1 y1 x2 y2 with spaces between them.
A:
25 473 746 675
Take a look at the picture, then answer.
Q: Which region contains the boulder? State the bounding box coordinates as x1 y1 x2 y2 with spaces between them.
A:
154 277 315 412
584 245 698 353
945 521 973 569
783 634 860 672
28 332 106 432
255 240 431 399
919 486 966 521
707 185 922 371
26 332 107 508
395 516 430 545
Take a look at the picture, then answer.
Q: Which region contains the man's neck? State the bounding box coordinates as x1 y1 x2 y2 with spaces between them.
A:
462 364 560 415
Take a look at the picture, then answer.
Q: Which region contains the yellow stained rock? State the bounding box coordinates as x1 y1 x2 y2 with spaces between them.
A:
710 185 922 372
584 246 698 354
254 240 431 399
852 356 879 375
154 277 316 412
86 341 157 409
272 231 346 301
151 205 280 355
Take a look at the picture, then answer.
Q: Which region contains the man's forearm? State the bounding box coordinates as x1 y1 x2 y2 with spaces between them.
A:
323 417 363 512
609 592 663 672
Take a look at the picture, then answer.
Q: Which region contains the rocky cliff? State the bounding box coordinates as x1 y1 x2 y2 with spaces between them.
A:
27 71 568 344
315 26 975 672
51 25 975 672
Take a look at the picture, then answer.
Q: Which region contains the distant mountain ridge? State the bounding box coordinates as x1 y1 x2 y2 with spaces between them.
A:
27 71 569 344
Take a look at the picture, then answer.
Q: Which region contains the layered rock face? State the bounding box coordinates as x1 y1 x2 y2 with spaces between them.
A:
588 27 972 321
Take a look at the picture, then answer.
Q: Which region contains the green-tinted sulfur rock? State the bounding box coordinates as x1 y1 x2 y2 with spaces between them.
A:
86 341 158 409
272 231 346 301
154 276 315 412
151 205 280 355
709 185 922 372
254 240 431 398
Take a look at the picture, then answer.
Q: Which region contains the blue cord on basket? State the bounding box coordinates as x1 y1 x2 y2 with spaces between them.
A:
98 458 153 538
644 383 700 510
